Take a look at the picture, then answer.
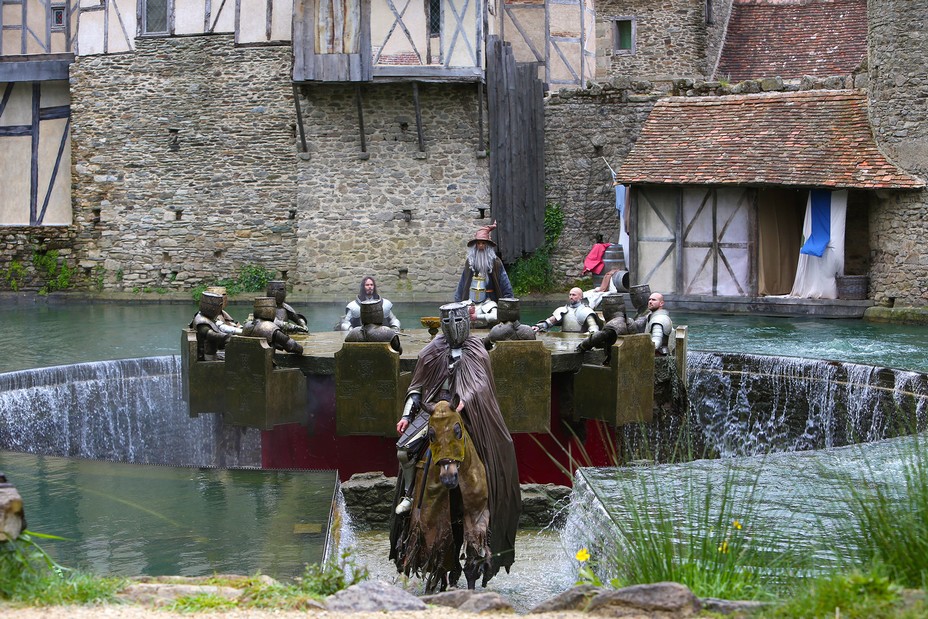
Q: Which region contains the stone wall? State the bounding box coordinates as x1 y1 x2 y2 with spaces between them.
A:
69 35 299 293
705 0 734 78
292 82 489 299
544 79 658 282
595 0 708 80
867 0 928 305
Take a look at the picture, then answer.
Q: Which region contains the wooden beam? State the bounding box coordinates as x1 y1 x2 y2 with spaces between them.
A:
292 84 307 153
355 84 367 154
411 81 424 153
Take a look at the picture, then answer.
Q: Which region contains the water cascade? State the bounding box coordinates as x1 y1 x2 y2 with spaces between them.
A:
0 356 260 467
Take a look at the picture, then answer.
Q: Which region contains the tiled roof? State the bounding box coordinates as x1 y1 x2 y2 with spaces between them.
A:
615 90 925 189
716 0 867 82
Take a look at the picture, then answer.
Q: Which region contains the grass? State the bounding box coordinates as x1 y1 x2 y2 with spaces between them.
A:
588 463 784 601
835 434 928 588
1 533 368 611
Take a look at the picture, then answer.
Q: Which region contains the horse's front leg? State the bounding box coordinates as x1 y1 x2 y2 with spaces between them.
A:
459 458 491 589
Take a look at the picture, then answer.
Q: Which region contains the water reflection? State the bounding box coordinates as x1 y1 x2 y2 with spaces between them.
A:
0 451 337 580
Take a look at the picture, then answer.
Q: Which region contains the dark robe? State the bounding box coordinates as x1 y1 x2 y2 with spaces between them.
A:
389 335 521 581
454 259 513 303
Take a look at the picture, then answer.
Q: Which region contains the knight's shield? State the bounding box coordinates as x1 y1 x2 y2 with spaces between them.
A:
574 333 654 425
489 340 551 433
335 342 404 436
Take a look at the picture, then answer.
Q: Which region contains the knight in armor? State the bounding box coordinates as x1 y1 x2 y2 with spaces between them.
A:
242 297 304 355
645 292 675 356
339 276 401 331
266 280 309 334
190 292 233 361
344 298 402 354
483 298 535 349
206 286 243 336
454 222 513 309
576 294 636 365
629 283 652 333
533 287 603 334
391 302 520 580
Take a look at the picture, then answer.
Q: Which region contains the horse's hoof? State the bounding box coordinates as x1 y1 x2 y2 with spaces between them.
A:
395 496 413 515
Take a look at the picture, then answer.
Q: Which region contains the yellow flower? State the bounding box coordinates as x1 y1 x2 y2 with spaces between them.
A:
732 520 742 530
575 548 591 562
718 540 729 554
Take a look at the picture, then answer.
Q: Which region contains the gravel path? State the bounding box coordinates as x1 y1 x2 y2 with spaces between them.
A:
0 607 590 618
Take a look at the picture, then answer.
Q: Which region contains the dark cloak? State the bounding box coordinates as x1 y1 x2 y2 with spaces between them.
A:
389 334 521 581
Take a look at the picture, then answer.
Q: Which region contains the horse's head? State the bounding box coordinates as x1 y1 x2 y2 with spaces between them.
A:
424 400 467 489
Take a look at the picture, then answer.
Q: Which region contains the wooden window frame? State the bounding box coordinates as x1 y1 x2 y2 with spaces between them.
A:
51 4 67 31
610 16 636 55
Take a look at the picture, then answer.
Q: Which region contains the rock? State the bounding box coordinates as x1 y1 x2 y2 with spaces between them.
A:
422 589 477 608
325 580 427 612
0 482 25 541
116 583 243 606
457 591 514 613
587 582 701 617
530 584 601 613
700 597 767 616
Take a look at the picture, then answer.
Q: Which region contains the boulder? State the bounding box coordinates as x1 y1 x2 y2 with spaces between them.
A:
587 582 701 617
326 580 427 612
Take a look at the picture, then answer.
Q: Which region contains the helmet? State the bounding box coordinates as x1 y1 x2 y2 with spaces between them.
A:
497 298 520 323
630 284 651 313
199 292 224 319
266 280 287 305
601 294 626 322
359 298 384 325
253 296 277 321
439 302 470 347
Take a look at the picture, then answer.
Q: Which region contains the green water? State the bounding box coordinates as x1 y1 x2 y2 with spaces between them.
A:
0 451 338 580
2 301 928 373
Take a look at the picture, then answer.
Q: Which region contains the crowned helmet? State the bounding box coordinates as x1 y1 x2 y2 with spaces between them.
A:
439 301 470 347
629 284 651 313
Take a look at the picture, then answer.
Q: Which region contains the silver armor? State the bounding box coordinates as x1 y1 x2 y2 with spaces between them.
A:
647 308 674 355
469 274 488 304
341 297 400 331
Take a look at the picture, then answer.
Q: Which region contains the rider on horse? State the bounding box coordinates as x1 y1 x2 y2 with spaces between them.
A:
391 302 521 585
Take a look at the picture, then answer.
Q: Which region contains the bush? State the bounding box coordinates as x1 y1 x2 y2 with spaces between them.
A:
192 264 277 301
510 203 565 295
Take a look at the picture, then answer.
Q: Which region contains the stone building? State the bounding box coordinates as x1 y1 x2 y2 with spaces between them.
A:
0 0 926 308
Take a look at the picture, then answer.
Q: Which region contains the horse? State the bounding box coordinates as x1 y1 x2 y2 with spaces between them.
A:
395 399 492 593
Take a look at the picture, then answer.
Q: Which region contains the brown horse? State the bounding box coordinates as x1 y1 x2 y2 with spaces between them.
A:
397 399 492 592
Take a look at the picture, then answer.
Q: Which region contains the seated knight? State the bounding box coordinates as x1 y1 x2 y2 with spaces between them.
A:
483 298 535 349
242 297 304 355
266 280 309 334
344 298 402 354
340 276 401 332
533 287 603 334
391 302 520 581
189 292 232 361
576 294 636 365
206 286 243 336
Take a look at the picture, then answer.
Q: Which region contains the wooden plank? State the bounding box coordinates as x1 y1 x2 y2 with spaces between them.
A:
29 82 39 225
292 0 308 80
359 0 371 80
412 82 424 152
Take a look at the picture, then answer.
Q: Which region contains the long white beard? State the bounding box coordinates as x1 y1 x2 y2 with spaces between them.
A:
467 245 496 277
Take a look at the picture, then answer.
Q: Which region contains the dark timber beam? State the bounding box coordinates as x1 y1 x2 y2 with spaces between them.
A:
355 84 368 158
292 84 308 154
412 82 425 153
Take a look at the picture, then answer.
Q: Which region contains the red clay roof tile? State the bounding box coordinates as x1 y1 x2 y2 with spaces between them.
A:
616 90 925 189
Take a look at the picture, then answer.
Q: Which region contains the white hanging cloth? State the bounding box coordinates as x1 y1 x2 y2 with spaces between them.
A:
789 189 847 299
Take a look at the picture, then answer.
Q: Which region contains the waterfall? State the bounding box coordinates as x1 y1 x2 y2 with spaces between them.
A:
0 356 260 467
687 351 928 457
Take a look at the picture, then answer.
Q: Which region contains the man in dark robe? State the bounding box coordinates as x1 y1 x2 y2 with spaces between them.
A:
390 302 520 584
454 222 513 306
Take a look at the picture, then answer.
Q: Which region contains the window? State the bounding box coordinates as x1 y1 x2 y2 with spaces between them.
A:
141 0 169 35
51 4 66 31
612 18 635 55
705 0 713 25
428 0 441 37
